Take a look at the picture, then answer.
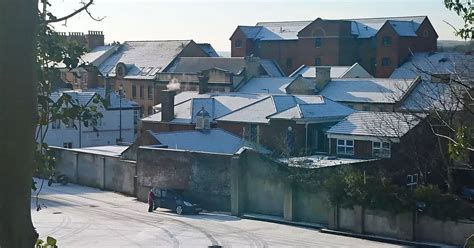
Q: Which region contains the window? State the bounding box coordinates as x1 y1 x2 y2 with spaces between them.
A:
147 86 153 99
235 39 242 48
140 85 144 98
337 139 354 155
147 106 153 115
382 36 392 46
133 110 138 125
286 58 293 68
314 38 322 48
315 57 321 66
52 119 61 129
132 85 137 98
382 57 391 66
64 119 74 128
63 142 72 149
373 141 391 158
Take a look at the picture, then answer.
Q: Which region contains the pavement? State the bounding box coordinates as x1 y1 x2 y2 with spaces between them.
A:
31 180 412 247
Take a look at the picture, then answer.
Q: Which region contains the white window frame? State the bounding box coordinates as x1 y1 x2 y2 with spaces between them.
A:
337 139 354 155
372 141 391 158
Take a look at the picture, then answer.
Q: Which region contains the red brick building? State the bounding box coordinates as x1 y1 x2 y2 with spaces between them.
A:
230 16 438 77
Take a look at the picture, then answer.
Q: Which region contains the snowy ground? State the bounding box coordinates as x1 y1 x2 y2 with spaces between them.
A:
31 181 409 247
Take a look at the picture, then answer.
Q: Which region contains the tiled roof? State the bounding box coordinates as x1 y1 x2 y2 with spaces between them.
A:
197 43 219 57
80 45 118 67
327 111 420 138
320 78 418 104
96 40 193 79
164 57 246 74
151 129 245 155
217 95 352 123
260 59 285 77
240 16 426 41
290 65 351 78
237 77 297 94
50 90 97 106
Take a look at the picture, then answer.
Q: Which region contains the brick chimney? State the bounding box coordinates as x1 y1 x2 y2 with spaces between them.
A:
198 75 209 94
244 55 261 79
315 66 331 91
86 31 104 50
161 90 176 122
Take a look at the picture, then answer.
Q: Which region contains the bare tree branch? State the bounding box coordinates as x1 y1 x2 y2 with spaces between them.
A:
45 0 94 24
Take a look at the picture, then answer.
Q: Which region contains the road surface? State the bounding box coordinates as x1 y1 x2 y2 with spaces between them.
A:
31 181 409 247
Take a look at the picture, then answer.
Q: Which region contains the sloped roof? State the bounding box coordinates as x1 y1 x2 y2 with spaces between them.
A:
327 111 420 139
80 45 118 67
239 16 426 41
151 129 245 155
217 95 352 123
290 63 373 79
164 57 246 74
96 40 193 79
260 59 285 77
320 78 418 104
237 77 297 94
390 52 474 81
141 92 265 124
197 43 219 57
49 90 97 106
269 98 354 121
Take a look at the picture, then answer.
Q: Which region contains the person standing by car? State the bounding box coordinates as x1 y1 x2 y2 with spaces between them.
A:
148 189 155 212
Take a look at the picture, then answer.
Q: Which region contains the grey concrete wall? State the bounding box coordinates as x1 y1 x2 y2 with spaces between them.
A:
293 189 330 224
416 216 474 246
52 147 136 195
136 147 232 211
338 208 356 231
364 209 413 240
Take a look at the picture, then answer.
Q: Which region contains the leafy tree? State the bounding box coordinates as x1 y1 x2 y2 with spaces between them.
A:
0 0 102 246
444 0 473 39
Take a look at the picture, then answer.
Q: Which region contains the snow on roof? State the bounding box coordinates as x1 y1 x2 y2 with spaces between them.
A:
164 57 246 74
97 40 192 79
142 93 265 123
218 95 350 123
241 16 426 41
390 52 474 81
290 65 351 78
80 45 118 67
320 78 418 104
197 43 219 57
269 98 354 121
237 77 296 94
401 81 462 112
327 111 420 139
260 59 285 77
83 88 139 109
49 90 97 106
281 155 375 169
151 129 245 155
70 145 129 157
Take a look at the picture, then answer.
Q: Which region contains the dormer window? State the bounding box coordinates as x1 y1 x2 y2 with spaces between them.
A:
115 63 127 78
195 107 211 132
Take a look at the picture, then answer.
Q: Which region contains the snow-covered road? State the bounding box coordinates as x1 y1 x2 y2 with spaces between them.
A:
31 182 406 247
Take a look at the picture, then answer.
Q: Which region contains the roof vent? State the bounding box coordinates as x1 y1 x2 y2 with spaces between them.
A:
195 106 211 132
438 57 449 63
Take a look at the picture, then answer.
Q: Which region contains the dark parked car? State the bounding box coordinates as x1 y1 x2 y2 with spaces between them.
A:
151 188 202 215
461 187 474 201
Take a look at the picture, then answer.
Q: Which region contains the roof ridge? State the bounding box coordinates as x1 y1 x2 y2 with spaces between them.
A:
124 40 192 43
345 15 427 21
256 20 312 25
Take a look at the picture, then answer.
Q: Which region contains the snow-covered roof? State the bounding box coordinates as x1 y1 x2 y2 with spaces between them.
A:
151 129 245 155
49 90 97 106
260 59 285 77
237 77 297 94
164 57 246 74
281 155 375 169
84 88 139 109
142 92 265 124
327 111 420 139
70 145 129 157
96 40 193 79
80 45 118 67
290 63 373 79
217 95 352 123
390 52 474 81
269 98 354 121
197 43 219 57
400 81 463 112
238 16 427 41
320 78 418 104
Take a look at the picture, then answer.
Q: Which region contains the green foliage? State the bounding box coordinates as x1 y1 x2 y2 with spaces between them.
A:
444 0 473 39
35 236 57 248
448 126 472 162
322 167 473 220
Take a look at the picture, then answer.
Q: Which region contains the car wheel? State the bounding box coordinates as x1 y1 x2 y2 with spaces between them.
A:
176 205 183 215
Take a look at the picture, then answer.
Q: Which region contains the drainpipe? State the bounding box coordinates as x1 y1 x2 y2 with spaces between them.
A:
305 122 309 155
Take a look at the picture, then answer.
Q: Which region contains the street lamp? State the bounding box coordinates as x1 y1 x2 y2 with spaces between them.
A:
118 84 123 143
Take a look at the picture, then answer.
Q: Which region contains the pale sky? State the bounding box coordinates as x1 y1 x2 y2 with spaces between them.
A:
49 0 466 51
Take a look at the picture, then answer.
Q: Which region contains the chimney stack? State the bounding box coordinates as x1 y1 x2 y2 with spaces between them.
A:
161 90 176 122
315 66 331 91
198 75 209 94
